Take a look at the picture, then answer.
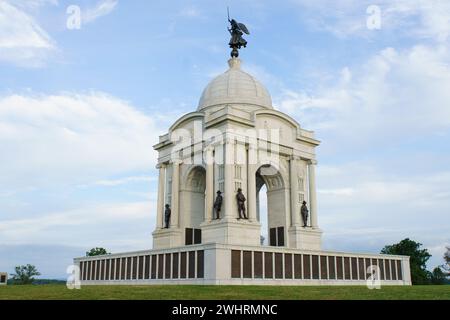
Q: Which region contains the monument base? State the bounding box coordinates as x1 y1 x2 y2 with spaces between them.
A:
201 218 261 246
74 243 412 286
152 228 183 249
288 226 323 250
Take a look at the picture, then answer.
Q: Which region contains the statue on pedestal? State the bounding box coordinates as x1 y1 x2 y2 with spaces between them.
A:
236 188 247 219
301 201 309 227
213 190 223 219
227 8 250 58
164 204 171 228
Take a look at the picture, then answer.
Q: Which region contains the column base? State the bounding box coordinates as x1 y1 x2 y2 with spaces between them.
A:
201 219 261 246
152 227 183 249
288 226 322 250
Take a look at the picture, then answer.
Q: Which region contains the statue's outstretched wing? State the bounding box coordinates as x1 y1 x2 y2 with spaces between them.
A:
238 22 250 35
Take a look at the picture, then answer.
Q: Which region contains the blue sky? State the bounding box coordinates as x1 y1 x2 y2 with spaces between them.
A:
0 0 449 279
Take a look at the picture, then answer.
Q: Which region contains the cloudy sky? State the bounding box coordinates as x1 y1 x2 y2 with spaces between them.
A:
0 0 449 279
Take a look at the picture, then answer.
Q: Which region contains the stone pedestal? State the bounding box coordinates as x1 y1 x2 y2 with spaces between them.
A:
288 226 322 250
152 228 183 249
201 219 261 246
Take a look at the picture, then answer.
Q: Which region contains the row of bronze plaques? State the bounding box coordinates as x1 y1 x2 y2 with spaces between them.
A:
231 250 403 281
79 250 204 281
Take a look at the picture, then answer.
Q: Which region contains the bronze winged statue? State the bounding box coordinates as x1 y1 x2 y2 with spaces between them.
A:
227 8 250 58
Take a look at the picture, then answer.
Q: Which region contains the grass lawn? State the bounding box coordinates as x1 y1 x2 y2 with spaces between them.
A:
0 284 449 300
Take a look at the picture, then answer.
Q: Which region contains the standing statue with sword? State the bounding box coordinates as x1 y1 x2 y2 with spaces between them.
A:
227 8 250 58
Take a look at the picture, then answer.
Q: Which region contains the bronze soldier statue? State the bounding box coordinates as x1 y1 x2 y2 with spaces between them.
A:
213 190 223 219
301 201 309 227
236 188 247 219
164 204 171 228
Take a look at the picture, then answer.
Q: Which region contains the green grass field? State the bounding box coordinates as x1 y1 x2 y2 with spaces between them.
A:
0 284 449 300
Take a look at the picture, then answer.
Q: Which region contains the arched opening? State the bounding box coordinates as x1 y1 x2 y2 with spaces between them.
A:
256 164 286 247
183 166 206 228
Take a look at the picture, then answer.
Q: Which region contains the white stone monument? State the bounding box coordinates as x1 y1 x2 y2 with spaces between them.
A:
74 57 411 286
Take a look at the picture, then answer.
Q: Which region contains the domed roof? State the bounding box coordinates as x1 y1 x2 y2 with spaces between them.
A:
197 58 273 111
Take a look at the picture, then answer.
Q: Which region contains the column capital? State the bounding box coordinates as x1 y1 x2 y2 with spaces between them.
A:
308 159 318 165
205 145 215 153
171 159 183 165
156 163 167 169
289 155 301 161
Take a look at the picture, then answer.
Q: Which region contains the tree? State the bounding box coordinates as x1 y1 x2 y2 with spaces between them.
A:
86 247 110 257
10 264 41 285
430 267 446 285
381 238 431 285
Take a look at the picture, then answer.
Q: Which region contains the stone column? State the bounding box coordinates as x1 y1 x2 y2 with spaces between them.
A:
156 163 166 229
247 145 257 222
308 159 318 228
204 147 214 222
290 156 300 226
171 159 181 227
224 138 235 219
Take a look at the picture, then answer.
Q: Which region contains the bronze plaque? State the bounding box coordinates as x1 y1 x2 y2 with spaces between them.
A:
180 252 187 279
269 228 277 246
121 258 126 280
188 251 195 278
391 260 397 280
197 251 204 278
115 258 120 280
294 254 302 279
396 260 403 280
254 252 263 278
105 259 110 281
95 260 100 280
151 255 157 279
328 256 336 280
132 256 138 280
385 259 391 280
231 250 241 278
185 228 193 245
86 261 90 280
194 229 202 244
285 254 293 279
144 255 150 279
172 253 179 279
80 262 85 281
336 256 343 280
378 259 385 280
275 253 283 279
100 259 105 280
343 257 351 280
243 251 252 278
264 252 273 278
277 227 285 246
351 257 358 280
126 257 132 280
358 258 365 280
320 256 327 280
312 255 319 279
157 254 164 279
303 254 311 279
138 256 143 279
165 253 171 279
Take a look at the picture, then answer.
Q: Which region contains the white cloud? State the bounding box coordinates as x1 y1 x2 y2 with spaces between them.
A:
277 44 450 146
0 91 163 190
0 200 155 246
93 175 157 187
293 0 450 42
82 0 118 24
0 0 55 66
